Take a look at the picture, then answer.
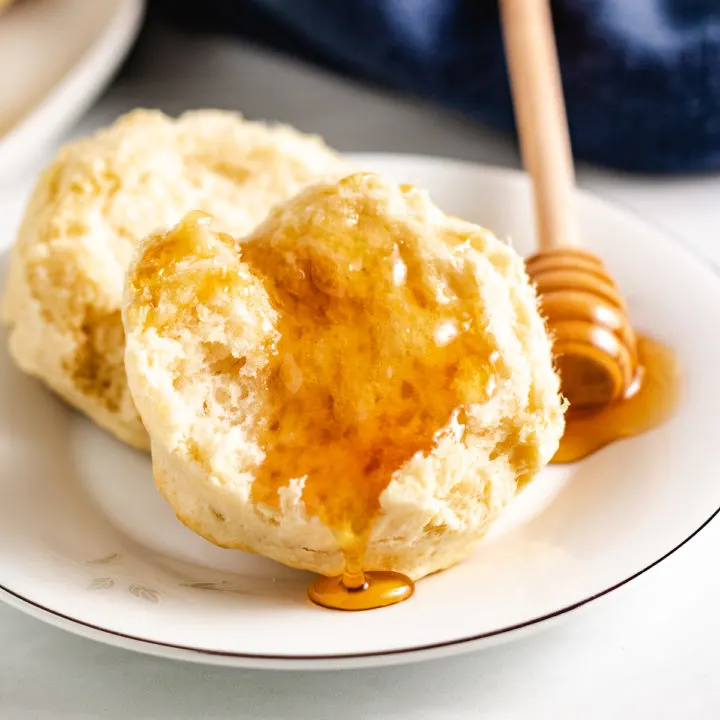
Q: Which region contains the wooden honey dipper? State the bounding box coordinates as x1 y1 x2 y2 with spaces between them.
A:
499 0 638 408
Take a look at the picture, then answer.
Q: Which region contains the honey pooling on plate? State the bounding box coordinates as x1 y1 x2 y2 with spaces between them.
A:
242 175 499 610
553 335 681 463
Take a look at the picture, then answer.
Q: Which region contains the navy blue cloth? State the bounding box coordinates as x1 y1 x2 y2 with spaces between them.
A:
150 0 720 173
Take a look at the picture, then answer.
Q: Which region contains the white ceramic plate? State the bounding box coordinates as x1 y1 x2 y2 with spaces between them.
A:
0 155 718 670
0 0 144 179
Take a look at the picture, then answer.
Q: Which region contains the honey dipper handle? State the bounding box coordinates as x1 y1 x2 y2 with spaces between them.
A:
499 0 579 250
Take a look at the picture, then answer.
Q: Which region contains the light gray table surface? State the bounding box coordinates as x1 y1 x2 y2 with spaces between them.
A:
2 24 720 719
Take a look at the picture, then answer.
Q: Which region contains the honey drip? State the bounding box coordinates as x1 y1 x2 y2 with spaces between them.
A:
308 569 414 611
307 530 414 611
553 335 681 463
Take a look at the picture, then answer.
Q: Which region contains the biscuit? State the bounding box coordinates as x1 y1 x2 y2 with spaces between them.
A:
123 173 565 580
2 109 350 448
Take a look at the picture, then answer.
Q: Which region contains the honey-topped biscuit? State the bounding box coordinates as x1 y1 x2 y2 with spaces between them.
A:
123 173 565 580
1 109 350 449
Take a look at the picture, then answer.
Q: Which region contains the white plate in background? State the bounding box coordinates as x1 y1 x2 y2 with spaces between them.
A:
0 155 717 669
0 0 143 180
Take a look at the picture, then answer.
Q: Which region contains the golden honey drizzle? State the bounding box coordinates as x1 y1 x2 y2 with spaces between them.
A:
553 334 681 464
239 174 499 610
